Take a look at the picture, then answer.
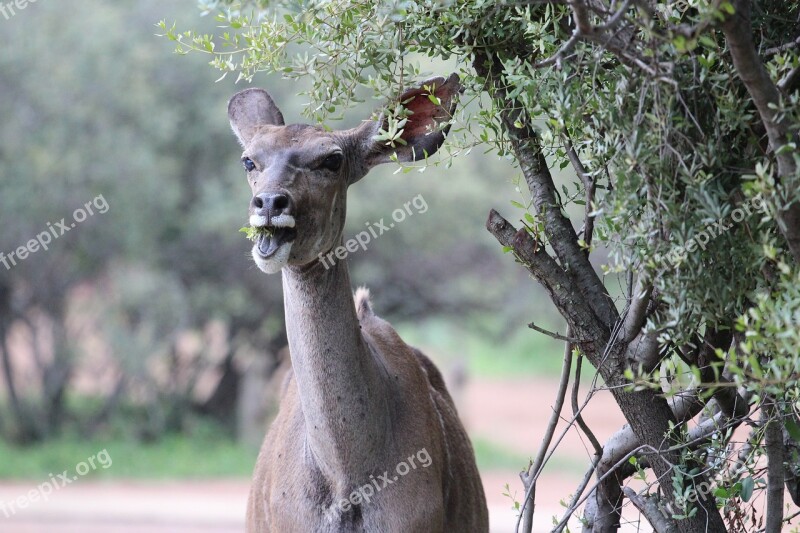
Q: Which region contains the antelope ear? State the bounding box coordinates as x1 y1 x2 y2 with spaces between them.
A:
362 73 461 168
228 88 285 146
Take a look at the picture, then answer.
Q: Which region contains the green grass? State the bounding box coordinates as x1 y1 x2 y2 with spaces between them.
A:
0 432 587 480
0 433 539 480
472 436 591 475
0 432 257 480
472 436 531 471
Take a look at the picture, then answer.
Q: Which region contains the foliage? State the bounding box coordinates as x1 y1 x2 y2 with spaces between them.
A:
0 416 257 479
0 0 286 443
0 0 549 449
239 225 274 240
165 0 800 531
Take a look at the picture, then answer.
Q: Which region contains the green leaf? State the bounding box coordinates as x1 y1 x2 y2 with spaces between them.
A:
699 35 717 48
239 225 273 241
786 419 800 442
740 477 754 502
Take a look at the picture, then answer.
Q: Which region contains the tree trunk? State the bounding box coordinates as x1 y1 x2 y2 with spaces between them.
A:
477 46 728 531
0 281 40 443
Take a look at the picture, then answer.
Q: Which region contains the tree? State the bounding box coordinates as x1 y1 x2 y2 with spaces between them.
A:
0 0 509 446
168 0 800 531
0 0 287 443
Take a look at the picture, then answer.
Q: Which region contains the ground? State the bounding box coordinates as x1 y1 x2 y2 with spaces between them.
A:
0 377 664 532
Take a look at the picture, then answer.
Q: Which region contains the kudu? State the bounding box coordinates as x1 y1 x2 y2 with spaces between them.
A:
228 74 488 533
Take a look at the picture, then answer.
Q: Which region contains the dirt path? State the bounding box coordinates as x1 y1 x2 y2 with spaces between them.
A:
468 378 651 532
463 377 626 459
0 476 653 533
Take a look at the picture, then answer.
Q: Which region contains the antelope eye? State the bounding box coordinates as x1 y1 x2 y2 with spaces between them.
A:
243 158 256 172
320 153 343 172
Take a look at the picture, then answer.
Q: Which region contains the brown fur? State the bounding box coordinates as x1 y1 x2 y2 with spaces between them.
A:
248 290 487 532
228 75 488 533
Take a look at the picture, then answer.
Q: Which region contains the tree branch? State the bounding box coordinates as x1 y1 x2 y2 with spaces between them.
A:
623 487 680 533
582 425 638 531
563 134 597 252
779 65 800 95
765 35 800 55
572 354 603 457
486 210 608 344
552 459 599 532
783 413 800 505
620 276 653 343
680 328 748 419
721 0 800 263
519 335 574 533
765 400 786 532
475 50 619 331
527 321 583 342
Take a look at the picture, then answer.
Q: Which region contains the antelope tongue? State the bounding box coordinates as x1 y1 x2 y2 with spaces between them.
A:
256 227 296 258
256 232 280 258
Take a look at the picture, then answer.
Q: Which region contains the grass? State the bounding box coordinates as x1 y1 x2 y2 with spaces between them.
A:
472 436 531 471
0 430 257 480
0 425 585 480
472 436 591 476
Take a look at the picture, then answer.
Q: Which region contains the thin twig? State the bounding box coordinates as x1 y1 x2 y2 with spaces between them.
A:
551 458 599 532
757 508 800 532
531 31 582 68
623 487 679 533
528 322 583 342
571 354 603 456
765 35 800 55
551 444 650 531
563 133 597 252
595 0 634 32
518 333 574 533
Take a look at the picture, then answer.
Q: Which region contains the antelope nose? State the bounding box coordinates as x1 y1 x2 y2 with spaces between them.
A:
252 193 291 217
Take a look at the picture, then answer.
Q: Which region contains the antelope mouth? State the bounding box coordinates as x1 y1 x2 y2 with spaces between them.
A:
255 227 297 258
250 214 298 259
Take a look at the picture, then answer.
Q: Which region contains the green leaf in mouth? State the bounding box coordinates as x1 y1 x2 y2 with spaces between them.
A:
239 225 274 241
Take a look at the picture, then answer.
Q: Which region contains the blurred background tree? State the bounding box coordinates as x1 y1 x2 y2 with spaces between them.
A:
0 0 557 452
